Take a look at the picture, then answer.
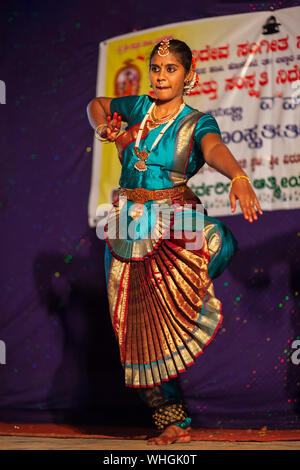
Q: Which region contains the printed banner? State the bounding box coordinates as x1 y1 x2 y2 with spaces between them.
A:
88 6 300 227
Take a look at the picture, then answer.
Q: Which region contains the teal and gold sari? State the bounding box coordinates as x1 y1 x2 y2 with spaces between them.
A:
103 94 238 388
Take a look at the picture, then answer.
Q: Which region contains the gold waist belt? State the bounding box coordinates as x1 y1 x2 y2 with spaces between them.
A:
119 184 186 204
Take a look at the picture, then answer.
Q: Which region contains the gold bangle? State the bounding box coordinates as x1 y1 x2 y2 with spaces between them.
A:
95 123 109 142
230 175 251 188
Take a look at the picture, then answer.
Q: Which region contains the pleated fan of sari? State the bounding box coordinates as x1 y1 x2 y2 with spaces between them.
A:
107 231 223 388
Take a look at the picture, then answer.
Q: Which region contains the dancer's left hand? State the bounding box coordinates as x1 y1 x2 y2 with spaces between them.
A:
229 178 263 222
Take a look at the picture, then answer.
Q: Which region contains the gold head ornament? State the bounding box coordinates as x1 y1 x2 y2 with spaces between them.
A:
158 39 170 56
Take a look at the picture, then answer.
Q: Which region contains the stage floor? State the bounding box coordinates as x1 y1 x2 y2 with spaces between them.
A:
1 434 300 450
0 423 300 450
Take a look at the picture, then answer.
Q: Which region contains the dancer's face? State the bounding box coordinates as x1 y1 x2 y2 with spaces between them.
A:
149 52 188 101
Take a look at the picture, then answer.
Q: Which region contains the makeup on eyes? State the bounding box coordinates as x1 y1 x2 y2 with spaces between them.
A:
150 64 178 69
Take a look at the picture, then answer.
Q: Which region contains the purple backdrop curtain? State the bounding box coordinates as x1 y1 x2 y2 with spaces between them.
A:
1 0 300 429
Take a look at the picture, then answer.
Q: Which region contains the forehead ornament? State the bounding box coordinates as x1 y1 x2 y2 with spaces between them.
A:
157 39 170 56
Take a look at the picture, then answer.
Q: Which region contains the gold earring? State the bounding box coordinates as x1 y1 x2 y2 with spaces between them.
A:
183 80 191 96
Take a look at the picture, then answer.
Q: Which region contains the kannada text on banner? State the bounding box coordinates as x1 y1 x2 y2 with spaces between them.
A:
88 6 300 226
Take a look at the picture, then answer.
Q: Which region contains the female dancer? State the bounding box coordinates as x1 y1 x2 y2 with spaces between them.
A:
87 39 263 445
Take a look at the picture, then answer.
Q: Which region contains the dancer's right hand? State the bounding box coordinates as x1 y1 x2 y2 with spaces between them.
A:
99 112 122 141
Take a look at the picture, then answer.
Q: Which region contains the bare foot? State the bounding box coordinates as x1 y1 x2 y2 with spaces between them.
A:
147 425 191 445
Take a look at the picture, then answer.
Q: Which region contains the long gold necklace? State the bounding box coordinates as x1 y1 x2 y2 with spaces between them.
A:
133 101 185 172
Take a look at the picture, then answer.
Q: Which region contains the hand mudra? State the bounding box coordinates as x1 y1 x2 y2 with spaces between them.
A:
100 112 122 141
229 178 263 223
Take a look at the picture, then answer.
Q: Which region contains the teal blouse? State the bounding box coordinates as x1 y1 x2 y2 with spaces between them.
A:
110 94 221 190
106 94 238 280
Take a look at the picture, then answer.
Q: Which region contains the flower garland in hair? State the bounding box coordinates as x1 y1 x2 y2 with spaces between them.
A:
191 57 199 88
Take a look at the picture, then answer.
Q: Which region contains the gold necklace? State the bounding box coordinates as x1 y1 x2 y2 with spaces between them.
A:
133 101 185 172
148 102 183 128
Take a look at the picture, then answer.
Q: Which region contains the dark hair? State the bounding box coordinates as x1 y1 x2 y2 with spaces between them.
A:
149 39 192 75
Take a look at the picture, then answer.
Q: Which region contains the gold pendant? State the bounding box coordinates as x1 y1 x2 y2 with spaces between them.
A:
134 147 149 160
146 119 160 129
134 160 147 171
133 146 149 172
